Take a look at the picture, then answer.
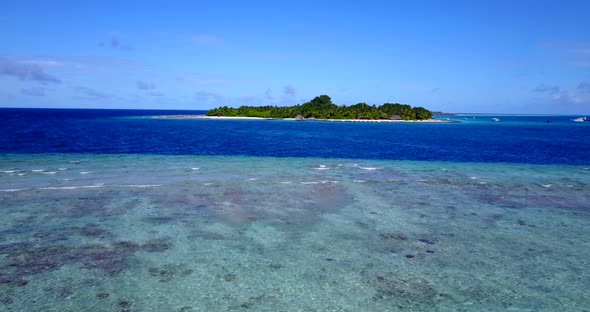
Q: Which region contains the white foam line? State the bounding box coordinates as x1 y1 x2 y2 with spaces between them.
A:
469 176 478 180
1 170 17 173
540 184 552 188
353 180 366 183
81 184 105 188
248 178 259 181
203 183 214 186
119 184 162 188
39 186 83 190
58 168 67 171
17 173 26 176
80 171 93 174
314 167 330 170
38 184 106 190
0 188 29 192
477 181 487 185
301 181 319 184
280 181 292 184
191 167 200 171
42 171 57 175
32 169 46 172
359 167 379 170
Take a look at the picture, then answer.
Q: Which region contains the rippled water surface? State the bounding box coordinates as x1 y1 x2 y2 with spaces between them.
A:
1 155 589 311
1 109 590 311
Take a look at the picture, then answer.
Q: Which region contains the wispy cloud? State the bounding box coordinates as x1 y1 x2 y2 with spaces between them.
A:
256 87 298 106
111 38 121 48
20 60 65 67
189 35 223 45
533 82 590 107
534 84 560 94
75 86 113 100
0 58 61 84
5 55 144 75
192 87 303 108
578 82 590 93
283 85 296 97
195 90 225 105
99 37 133 51
264 88 273 101
136 80 156 90
21 87 46 96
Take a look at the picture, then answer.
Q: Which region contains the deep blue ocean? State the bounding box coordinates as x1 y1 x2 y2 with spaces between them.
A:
1 108 590 311
1 108 589 164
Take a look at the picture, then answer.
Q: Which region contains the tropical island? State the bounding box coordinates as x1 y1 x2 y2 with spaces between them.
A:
205 95 433 121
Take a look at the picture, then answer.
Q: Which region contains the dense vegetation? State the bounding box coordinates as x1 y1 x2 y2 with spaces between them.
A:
206 95 432 120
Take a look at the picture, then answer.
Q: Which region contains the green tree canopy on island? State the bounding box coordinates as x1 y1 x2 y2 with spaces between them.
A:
206 95 432 120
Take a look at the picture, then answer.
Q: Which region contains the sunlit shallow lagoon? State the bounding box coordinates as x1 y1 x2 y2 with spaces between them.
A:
1 154 589 311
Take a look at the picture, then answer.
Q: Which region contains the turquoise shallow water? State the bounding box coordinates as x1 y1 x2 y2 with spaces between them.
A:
1 154 589 311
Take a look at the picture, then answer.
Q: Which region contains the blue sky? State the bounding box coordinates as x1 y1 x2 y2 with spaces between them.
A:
1 0 589 113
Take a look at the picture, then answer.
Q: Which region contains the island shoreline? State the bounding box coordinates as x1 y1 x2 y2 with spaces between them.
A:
156 115 453 123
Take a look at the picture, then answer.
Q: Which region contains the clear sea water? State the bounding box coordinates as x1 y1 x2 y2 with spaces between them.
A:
1 108 589 311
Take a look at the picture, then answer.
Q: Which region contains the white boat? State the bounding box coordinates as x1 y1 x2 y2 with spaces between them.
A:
572 117 586 122
491 118 500 122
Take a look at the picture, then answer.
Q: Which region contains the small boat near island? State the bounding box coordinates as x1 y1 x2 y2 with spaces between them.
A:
572 117 588 122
